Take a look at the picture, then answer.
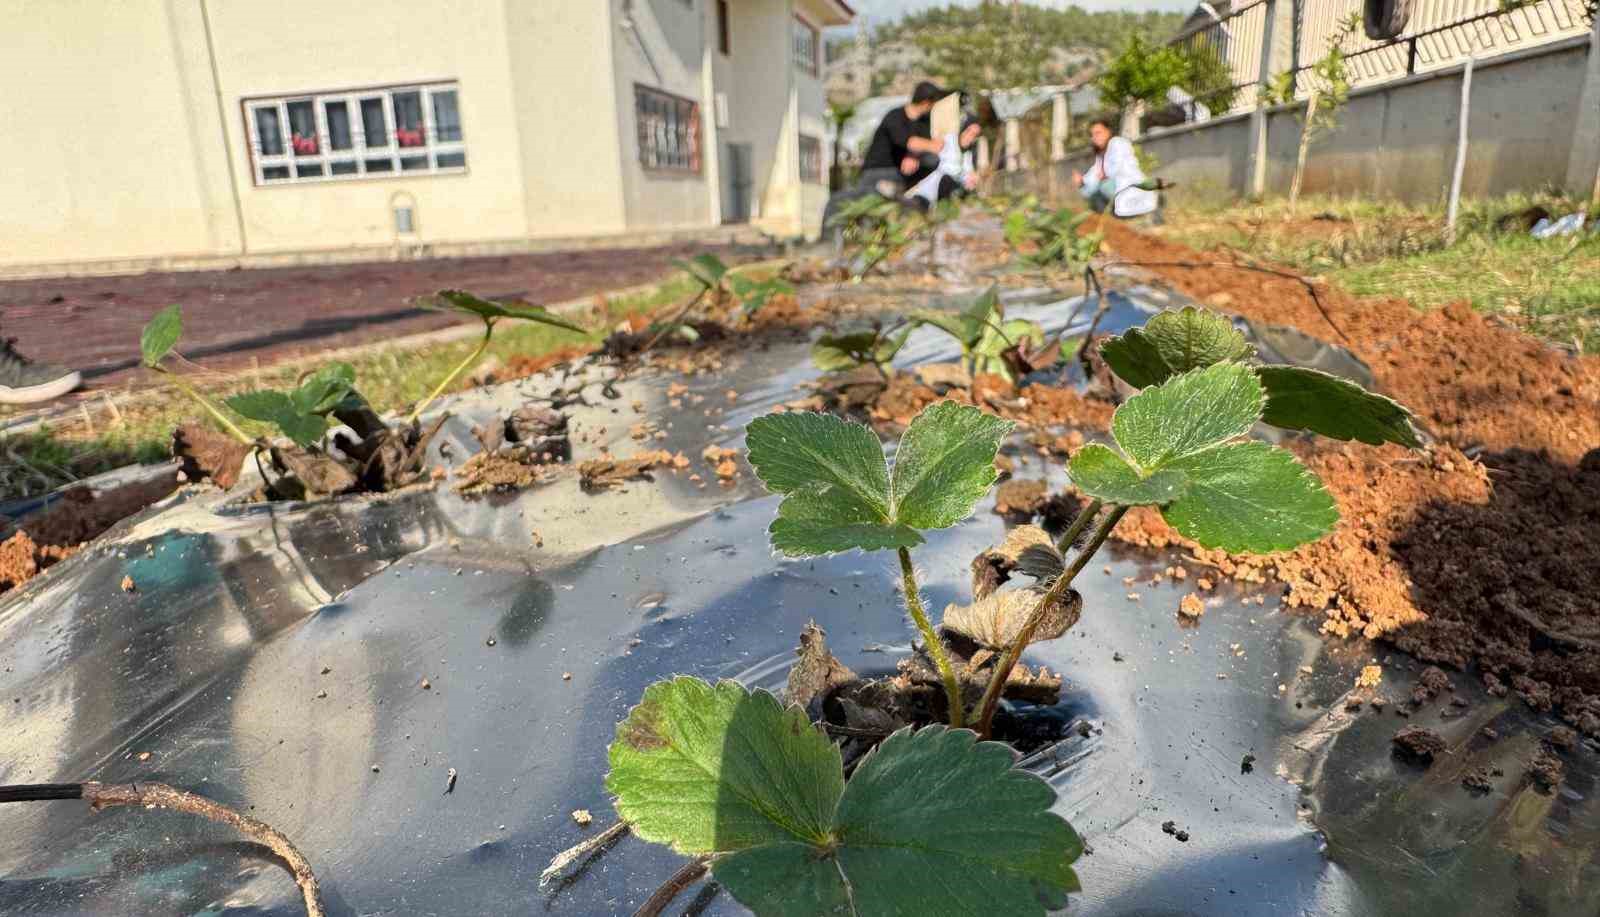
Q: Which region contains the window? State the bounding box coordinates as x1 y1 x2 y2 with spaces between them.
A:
243 81 466 185
792 16 818 76
799 135 823 184
635 85 701 173
716 0 730 55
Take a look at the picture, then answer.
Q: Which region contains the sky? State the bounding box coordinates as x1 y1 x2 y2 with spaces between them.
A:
843 0 1194 29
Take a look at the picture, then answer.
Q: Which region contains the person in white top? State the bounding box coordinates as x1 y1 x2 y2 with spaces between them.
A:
1071 120 1158 219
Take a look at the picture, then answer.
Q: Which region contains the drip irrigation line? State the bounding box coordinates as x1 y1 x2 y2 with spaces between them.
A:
1099 258 1355 350
634 855 711 917
0 781 324 916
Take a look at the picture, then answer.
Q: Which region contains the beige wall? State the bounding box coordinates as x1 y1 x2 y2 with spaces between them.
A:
0 0 241 267
505 3 627 236
721 0 794 233
207 0 529 253
611 0 715 231
1 0 850 275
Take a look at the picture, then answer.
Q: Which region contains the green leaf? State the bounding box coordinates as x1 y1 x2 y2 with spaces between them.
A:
811 331 883 373
912 286 1000 350
1144 307 1253 372
1257 365 1420 448
731 276 794 314
1112 362 1263 470
716 725 1083 917
225 389 327 447
608 679 1083 917
889 401 1013 530
673 254 729 290
606 678 842 855
1161 441 1339 553
1068 442 1188 505
1003 209 1029 247
290 363 356 415
1098 307 1253 388
975 318 1044 380
746 411 897 556
433 289 587 334
770 485 924 556
225 390 297 425
1097 327 1170 388
140 304 182 368
275 411 330 448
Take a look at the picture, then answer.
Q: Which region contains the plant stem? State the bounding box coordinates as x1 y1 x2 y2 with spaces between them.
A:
160 368 253 445
898 546 965 729
973 505 1129 739
409 320 492 424
1054 498 1102 554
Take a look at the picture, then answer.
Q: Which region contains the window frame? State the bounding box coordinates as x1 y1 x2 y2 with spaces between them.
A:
241 80 467 187
634 84 702 175
792 15 819 77
799 134 824 184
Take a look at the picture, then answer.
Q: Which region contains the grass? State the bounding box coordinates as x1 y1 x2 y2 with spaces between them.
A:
0 270 714 502
1153 192 1600 354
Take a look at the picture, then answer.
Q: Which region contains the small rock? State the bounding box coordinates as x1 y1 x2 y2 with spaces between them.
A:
486 637 497 647
421 678 432 690
1392 725 1448 765
562 672 573 681
120 575 135 593
1240 753 1255 775
321 665 332 675
572 809 593 826
1178 593 1205 619
315 690 328 699
371 764 381 773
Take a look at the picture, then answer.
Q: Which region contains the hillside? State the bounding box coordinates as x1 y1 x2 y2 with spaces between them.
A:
826 3 1186 106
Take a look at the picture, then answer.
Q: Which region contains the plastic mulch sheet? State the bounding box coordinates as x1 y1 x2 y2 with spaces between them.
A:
2 282 1593 916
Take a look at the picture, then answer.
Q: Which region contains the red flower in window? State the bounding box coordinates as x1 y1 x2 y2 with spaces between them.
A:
291 132 319 155
396 128 425 148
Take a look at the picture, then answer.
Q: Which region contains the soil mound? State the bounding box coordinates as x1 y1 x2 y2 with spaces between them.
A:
1086 218 1600 735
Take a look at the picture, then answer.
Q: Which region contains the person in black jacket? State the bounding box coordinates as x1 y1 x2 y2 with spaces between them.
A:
857 81 949 193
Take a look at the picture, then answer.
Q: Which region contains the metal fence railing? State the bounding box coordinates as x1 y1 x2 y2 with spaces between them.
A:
1292 0 1591 92
1163 0 1272 118
1152 0 1591 123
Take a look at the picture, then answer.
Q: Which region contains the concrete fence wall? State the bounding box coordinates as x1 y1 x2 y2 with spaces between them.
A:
998 30 1600 206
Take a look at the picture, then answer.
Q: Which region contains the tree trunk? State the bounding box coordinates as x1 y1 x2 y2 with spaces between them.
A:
1288 87 1320 211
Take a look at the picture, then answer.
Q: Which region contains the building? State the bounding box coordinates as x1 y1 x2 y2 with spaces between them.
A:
1 0 853 278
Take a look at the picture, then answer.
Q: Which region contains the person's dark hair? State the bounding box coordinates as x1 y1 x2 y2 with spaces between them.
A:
1087 118 1113 132
911 80 948 104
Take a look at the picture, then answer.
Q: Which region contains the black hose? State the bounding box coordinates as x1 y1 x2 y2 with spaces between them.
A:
0 783 84 803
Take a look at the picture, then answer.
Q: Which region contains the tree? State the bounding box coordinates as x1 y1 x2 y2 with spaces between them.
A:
911 4 1049 89
1096 34 1239 113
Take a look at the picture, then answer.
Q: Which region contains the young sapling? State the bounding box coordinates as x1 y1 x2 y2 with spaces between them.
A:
810 321 912 379
413 289 587 422
603 401 1084 916
1004 203 1102 269
910 285 1047 384
970 305 1420 735
140 304 253 446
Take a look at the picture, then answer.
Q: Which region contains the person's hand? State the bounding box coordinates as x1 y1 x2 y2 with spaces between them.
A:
900 156 919 175
962 172 979 191
1071 169 1084 187
959 122 981 148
